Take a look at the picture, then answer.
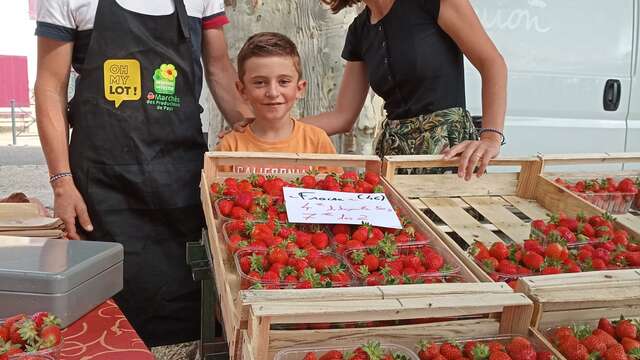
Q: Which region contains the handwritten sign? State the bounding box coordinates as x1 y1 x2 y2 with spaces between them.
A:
282 187 402 229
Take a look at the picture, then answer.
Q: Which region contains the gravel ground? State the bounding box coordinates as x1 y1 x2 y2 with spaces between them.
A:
152 341 199 360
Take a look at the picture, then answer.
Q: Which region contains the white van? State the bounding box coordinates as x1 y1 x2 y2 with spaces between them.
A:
465 0 639 156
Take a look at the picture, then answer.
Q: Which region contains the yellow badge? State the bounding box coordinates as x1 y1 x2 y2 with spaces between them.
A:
104 59 142 108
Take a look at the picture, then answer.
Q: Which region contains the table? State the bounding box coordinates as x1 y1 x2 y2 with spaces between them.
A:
60 299 154 360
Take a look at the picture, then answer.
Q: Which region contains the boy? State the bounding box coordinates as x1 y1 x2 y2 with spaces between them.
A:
216 32 336 174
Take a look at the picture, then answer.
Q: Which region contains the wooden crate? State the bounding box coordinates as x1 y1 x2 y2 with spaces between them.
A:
516 268 640 329
537 152 640 237
200 152 480 359
381 155 636 282
241 284 566 360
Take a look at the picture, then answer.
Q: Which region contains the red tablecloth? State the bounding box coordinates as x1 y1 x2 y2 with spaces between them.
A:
60 300 154 360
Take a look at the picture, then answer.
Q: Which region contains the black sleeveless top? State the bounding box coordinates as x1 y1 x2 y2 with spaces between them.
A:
342 0 465 120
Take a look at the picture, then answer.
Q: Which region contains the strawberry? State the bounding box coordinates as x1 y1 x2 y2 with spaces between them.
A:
2 314 26 330
303 352 318 360
524 240 544 255
615 319 637 340
536 352 553 360
558 338 588 360
40 324 62 348
10 319 38 346
217 199 234 217
488 342 506 354
581 335 606 356
497 259 518 275
319 350 343 360
604 344 627 360
545 243 568 261
364 172 380 187
489 352 512 360
0 327 8 342
332 224 350 235
311 231 329 250
522 251 544 271
362 254 380 272
440 342 463 360
268 247 289 265
598 318 616 337
424 253 445 272
621 337 640 353
300 175 317 189
506 337 533 356
591 329 618 348
490 242 509 261
418 341 440 360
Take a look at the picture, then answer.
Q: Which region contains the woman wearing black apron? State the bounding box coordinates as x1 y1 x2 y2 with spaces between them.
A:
35 0 244 347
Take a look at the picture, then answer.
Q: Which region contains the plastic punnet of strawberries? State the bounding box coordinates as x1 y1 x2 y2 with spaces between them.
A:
236 248 353 290
299 340 415 360
529 212 622 248
529 212 640 270
211 171 384 221
0 312 63 360
548 316 640 360
554 177 638 214
416 336 555 360
469 240 580 288
345 237 456 286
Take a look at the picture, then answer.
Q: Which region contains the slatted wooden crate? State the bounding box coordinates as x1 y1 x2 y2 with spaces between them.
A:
199 152 480 359
538 153 640 237
240 284 566 360
516 269 640 330
382 155 634 282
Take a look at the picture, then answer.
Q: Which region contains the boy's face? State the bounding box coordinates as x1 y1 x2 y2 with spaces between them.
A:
237 56 306 122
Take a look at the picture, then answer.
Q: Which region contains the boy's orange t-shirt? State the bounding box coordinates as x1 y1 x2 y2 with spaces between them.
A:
215 120 337 174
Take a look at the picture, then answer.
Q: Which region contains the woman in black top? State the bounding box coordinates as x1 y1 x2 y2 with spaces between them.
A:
305 0 507 179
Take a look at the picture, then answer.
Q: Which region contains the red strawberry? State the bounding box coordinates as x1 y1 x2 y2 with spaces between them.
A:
598 318 616 337
621 337 640 353
522 251 544 271
615 319 637 339
40 324 62 348
490 242 509 261
440 342 463 360
332 224 351 235
418 341 440 360
364 172 380 187
591 329 617 348
362 254 380 272
489 352 512 360
536 352 553 360
311 231 329 250
217 199 234 217
300 175 317 189
0 326 8 342
303 352 318 360
488 341 506 354
604 344 627 360
268 247 289 266
581 335 606 356
318 350 342 360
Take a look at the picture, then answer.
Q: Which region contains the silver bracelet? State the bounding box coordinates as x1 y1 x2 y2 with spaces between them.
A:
478 128 506 146
49 172 73 184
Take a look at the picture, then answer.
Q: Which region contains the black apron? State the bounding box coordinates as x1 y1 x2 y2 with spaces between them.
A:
68 0 206 347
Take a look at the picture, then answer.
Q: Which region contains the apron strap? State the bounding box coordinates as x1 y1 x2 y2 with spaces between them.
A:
174 0 191 40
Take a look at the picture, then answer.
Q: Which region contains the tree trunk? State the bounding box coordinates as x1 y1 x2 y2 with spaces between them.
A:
202 0 384 154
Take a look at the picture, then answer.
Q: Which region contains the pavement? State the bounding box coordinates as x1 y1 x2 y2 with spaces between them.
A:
0 127 52 208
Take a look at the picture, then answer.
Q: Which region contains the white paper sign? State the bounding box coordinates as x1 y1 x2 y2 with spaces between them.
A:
282 187 402 229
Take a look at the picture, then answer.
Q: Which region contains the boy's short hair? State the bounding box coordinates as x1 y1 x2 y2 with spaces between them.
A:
237 32 303 81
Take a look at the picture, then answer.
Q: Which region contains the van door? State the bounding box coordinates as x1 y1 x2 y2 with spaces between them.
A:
465 0 634 156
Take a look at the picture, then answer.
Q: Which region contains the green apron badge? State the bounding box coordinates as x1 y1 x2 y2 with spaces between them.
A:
147 63 182 111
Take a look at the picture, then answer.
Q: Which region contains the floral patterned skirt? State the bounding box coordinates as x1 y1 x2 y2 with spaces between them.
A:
374 107 478 173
